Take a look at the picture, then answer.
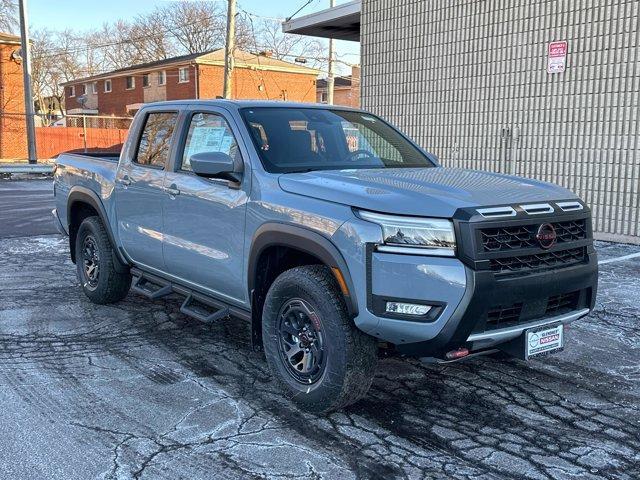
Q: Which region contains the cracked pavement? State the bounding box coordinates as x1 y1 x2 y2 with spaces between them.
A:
1 183 639 479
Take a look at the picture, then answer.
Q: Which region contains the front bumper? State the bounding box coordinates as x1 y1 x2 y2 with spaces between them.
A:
392 247 598 357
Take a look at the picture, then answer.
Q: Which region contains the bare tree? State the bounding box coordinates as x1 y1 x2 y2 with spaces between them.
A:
95 21 148 70
160 1 226 54
129 12 176 61
0 0 16 33
250 18 326 70
30 28 86 117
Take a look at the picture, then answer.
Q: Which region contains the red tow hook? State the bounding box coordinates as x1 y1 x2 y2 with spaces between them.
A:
445 348 470 360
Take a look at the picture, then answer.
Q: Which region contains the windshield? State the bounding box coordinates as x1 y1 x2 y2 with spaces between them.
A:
240 107 436 173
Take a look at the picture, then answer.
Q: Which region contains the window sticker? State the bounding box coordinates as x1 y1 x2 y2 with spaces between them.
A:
186 126 227 157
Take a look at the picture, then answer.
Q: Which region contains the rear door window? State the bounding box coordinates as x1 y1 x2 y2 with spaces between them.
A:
134 112 178 169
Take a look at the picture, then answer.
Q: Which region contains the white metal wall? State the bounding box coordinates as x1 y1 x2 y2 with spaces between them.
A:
361 0 640 243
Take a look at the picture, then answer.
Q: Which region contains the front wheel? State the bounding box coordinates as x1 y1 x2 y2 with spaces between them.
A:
262 265 378 413
75 216 131 304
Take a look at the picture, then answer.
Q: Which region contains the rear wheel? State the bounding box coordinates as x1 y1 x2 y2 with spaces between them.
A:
262 265 378 413
75 216 131 304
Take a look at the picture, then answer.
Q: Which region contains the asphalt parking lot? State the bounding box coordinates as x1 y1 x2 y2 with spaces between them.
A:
1 179 639 479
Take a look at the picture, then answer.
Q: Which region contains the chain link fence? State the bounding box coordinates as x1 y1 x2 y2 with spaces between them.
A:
0 113 133 161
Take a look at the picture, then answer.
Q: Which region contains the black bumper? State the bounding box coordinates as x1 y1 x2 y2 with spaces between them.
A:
396 247 598 358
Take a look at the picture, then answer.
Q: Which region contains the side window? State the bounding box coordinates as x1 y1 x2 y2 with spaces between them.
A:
181 113 240 171
134 112 178 169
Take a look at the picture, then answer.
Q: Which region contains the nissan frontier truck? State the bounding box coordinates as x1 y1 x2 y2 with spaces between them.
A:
53 101 598 412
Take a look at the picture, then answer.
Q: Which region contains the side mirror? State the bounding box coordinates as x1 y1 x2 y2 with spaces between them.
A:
190 151 243 183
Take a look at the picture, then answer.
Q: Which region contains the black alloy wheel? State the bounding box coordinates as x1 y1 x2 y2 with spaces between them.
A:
81 234 100 290
277 298 326 384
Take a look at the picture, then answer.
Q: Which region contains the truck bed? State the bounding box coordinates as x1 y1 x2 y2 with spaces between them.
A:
53 152 121 234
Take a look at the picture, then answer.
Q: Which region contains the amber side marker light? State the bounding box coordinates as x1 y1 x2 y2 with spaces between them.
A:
445 348 470 360
331 267 350 296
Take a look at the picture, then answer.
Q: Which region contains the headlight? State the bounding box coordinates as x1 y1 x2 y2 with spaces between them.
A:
357 210 456 256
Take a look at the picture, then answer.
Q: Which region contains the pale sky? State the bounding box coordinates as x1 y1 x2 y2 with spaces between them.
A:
27 0 360 75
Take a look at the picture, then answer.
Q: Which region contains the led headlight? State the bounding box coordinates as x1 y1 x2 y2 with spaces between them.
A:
357 210 456 256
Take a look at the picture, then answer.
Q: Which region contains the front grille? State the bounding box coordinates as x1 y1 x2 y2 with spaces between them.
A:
489 247 587 274
481 219 587 252
486 303 523 329
546 291 580 316
480 290 583 332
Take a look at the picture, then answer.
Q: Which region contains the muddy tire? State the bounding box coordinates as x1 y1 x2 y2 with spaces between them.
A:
262 265 378 413
75 216 131 304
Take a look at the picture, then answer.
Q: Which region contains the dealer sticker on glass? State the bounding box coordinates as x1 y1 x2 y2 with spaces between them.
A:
526 324 564 359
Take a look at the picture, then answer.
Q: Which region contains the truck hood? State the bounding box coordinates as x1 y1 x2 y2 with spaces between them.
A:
278 167 576 217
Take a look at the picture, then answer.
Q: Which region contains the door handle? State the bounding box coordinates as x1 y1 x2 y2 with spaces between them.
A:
164 185 180 196
119 175 131 186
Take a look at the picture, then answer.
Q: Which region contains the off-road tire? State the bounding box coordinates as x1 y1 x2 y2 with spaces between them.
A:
262 265 378 413
75 216 131 304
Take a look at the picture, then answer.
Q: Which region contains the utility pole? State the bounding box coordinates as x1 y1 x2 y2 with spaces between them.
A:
18 0 37 163
223 0 236 99
326 0 336 105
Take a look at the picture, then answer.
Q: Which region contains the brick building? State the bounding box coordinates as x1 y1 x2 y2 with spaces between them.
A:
0 32 27 159
316 65 360 108
285 0 640 244
62 49 320 117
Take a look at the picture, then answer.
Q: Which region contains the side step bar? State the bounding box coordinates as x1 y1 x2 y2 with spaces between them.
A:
130 268 250 324
180 294 230 323
131 276 173 300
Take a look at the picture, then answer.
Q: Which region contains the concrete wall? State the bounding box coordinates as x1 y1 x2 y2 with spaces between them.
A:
361 0 640 243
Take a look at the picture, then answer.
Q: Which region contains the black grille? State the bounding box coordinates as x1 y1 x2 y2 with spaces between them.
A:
489 247 587 274
481 219 587 252
486 303 523 328
546 291 580 316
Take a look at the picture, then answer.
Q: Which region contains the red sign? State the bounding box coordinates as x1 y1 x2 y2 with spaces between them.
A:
547 41 568 73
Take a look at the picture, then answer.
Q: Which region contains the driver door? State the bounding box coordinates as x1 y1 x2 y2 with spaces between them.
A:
161 108 251 305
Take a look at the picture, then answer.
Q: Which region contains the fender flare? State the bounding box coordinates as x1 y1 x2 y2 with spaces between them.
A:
248 223 358 318
67 186 128 267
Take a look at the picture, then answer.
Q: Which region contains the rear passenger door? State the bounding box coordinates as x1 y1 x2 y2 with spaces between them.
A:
161 108 251 305
115 109 179 271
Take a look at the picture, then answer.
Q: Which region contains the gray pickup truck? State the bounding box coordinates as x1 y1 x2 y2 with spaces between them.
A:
53 100 598 412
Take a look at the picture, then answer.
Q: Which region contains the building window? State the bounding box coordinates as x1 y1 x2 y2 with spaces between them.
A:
69 86 75 97
91 82 98 94
142 74 150 88
126 76 135 90
320 91 328 103
104 79 112 93
158 70 166 86
178 67 189 83
81 84 87 95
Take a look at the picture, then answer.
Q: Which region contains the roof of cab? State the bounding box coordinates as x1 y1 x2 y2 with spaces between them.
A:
141 99 363 112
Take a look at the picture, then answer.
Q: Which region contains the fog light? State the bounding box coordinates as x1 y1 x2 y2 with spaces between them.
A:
386 302 432 316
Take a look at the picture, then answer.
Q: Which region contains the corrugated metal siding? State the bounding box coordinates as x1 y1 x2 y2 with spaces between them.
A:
362 0 640 243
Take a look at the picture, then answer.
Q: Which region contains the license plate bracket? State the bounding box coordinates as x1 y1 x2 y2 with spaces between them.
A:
526 323 564 359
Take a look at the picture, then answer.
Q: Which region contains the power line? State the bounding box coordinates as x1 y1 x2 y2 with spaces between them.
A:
285 0 319 22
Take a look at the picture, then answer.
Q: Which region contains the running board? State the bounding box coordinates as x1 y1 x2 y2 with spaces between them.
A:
129 268 246 326
180 295 230 323
131 275 173 300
